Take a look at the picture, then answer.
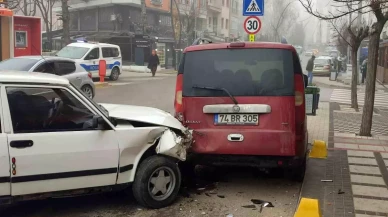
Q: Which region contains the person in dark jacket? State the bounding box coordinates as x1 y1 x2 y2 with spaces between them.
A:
361 58 367 84
148 50 160 77
306 55 315 85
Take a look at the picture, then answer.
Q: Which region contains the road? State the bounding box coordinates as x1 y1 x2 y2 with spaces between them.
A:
0 72 303 217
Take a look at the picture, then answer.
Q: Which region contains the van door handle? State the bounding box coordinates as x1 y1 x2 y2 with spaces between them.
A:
10 140 33 148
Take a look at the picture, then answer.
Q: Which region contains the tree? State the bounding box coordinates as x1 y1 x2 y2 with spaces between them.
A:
59 0 70 45
179 0 204 45
330 17 369 110
10 0 37 16
35 0 57 49
289 22 306 46
299 0 388 136
171 0 183 49
140 0 147 34
267 0 299 42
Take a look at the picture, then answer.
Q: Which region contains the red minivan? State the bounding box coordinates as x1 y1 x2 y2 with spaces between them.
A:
175 40 308 181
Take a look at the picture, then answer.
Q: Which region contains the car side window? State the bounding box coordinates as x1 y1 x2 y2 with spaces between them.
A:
34 62 56 74
55 61 76 75
7 87 100 134
84 48 100 60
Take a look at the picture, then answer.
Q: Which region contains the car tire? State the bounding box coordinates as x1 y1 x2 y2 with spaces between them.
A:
132 155 181 209
109 67 120 81
81 85 94 99
285 157 306 182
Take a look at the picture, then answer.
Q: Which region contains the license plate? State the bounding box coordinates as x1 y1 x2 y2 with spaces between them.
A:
214 114 259 125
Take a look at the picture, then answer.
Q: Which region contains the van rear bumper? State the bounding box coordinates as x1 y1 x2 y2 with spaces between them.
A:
187 154 305 168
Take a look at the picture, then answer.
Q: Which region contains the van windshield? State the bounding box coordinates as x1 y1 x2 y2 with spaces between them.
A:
56 46 90 59
181 48 294 97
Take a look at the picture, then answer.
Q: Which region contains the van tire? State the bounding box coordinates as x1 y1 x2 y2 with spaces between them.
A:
110 67 120 81
132 155 181 209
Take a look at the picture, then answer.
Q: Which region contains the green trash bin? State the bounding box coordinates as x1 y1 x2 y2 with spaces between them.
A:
305 86 319 115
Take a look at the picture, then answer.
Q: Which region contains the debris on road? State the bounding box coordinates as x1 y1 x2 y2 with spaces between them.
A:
217 195 225 198
321 179 333 182
338 189 345 194
242 205 256 209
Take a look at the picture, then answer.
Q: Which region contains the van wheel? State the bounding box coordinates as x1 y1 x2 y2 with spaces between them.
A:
110 67 120 81
132 156 181 209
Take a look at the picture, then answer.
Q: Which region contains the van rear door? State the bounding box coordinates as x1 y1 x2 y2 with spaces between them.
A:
181 48 296 156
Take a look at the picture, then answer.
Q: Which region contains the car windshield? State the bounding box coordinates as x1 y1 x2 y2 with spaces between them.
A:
0 58 39 71
70 83 109 117
56 46 90 59
181 48 294 97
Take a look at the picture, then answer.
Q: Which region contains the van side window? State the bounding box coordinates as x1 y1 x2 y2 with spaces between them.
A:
102 48 119 58
84 48 100 60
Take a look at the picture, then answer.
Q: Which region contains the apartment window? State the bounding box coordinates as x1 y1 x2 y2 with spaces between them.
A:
221 18 224 28
226 19 229 29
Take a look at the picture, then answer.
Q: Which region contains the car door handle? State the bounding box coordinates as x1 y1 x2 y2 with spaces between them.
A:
10 140 34 148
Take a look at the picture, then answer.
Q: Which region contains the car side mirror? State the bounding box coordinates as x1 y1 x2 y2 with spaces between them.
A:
303 74 308 88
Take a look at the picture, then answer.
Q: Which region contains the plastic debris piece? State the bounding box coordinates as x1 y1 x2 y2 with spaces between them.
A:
217 195 225 198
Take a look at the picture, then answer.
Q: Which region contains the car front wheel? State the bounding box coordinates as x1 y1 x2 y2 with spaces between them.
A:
132 155 181 209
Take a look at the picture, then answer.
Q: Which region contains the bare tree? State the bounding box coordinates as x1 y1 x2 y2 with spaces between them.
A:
179 1 204 45
140 0 147 34
299 0 388 136
11 0 37 16
35 0 57 49
59 0 70 45
268 0 299 42
171 0 183 49
5 0 21 10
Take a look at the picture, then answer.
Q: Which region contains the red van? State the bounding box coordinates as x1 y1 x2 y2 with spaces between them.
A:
174 40 308 181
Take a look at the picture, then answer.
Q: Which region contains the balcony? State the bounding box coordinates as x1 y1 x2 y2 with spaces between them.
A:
207 0 221 13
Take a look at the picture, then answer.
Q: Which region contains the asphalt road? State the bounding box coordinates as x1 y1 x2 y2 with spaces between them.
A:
0 72 303 217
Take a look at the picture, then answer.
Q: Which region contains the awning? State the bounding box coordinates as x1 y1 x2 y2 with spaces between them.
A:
0 8 13 17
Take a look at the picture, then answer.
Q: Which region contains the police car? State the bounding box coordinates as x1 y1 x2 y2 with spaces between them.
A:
56 41 122 81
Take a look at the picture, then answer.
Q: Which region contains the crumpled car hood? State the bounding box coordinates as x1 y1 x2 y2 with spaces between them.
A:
100 103 185 132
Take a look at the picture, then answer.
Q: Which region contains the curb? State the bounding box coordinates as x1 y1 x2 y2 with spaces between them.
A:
94 82 109 88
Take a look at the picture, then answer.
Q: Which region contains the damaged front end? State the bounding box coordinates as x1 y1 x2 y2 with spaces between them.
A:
156 128 193 161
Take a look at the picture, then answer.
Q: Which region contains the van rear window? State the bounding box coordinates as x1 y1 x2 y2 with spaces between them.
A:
181 48 294 97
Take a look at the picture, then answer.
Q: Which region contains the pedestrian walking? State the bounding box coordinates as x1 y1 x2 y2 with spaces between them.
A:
147 50 160 77
361 58 367 84
306 55 315 85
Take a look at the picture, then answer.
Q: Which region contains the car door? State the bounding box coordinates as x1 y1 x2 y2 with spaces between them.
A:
82 48 100 77
0 90 11 198
54 61 83 87
3 85 120 196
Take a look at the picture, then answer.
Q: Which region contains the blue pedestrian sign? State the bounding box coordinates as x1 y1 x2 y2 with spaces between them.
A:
243 0 264 16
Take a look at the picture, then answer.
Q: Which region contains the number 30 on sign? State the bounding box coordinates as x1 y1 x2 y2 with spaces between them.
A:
244 16 262 35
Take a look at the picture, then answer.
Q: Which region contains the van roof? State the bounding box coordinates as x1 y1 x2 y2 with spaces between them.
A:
184 42 296 53
67 42 120 49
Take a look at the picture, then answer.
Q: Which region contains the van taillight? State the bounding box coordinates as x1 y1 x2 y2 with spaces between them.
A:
174 74 184 119
294 74 306 137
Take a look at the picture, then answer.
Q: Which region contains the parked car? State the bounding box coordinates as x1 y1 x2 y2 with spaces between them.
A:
0 71 192 208
56 41 122 81
0 56 95 98
174 40 308 181
313 56 333 76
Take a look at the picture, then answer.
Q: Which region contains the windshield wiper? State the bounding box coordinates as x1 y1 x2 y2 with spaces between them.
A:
192 85 238 105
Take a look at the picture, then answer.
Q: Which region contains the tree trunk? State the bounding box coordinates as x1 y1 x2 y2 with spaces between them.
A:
140 0 147 34
359 25 381 136
61 0 70 45
351 48 359 110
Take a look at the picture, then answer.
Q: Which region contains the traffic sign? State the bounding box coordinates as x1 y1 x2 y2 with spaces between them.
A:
244 16 262 35
243 0 264 16
249 34 255 42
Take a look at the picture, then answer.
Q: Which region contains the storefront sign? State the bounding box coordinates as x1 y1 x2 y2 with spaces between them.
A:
135 35 150 48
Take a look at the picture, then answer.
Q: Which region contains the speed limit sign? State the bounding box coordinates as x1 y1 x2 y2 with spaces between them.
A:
244 16 262 35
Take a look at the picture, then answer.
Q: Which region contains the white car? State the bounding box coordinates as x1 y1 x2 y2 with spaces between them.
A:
56 41 122 81
0 72 192 209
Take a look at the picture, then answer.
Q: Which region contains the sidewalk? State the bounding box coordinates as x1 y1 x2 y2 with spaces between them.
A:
313 75 387 92
299 96 388 216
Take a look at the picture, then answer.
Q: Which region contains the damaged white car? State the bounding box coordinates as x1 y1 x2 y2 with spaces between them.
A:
0 72 192 209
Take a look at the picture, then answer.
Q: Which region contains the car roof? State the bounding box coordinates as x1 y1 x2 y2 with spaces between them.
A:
66 42 120 48
184 42 297 53
0 71 70 85
14 56 76 62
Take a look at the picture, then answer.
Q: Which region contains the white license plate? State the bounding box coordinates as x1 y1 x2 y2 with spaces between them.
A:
214 114 259 125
